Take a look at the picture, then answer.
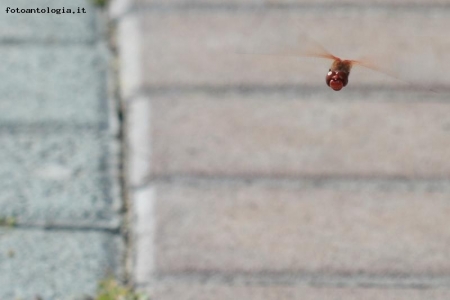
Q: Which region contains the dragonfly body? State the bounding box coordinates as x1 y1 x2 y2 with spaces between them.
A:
326 59 353 91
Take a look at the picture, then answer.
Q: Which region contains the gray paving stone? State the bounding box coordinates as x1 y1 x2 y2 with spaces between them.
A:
0 228 121 300
148 182 450 275
0 0 99 42
0 45 108 125
0 129 118 225
150 92 450 178
140 9 450 88
149 283 450 300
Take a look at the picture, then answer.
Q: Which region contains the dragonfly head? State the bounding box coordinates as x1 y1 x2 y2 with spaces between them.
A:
326 69 349 91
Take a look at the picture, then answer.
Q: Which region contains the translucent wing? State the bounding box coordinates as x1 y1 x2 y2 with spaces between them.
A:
350 59 404 83
236 23 339 61
291 31 339 61
351 58 438 93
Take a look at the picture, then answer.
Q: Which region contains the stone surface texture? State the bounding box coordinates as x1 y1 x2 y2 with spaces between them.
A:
115 0 450 299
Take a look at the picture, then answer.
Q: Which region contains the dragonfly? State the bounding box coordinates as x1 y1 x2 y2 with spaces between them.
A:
317 52 388 92
240 26 411 92
300 41 400 91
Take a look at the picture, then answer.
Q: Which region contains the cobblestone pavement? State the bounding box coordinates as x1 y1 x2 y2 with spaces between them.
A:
115 0 450 299
0 0 123 299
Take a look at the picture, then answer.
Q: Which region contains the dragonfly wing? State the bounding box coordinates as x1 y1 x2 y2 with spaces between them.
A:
295 29 340 61
236 23 338 61
351 58 438 93
350 59 404 82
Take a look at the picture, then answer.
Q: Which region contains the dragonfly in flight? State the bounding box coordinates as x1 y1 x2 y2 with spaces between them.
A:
241 26 412 92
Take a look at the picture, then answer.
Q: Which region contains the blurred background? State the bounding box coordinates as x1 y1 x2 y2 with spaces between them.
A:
2 0 450 298
126 0 450 299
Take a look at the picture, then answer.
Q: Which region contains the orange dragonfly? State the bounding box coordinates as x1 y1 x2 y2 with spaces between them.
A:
240 26 411 92
315 52 387 92
298 40 400 91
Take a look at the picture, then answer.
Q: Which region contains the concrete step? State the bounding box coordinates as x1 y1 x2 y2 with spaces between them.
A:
150 283 450 300
150 92 450 178
136 181 450 276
